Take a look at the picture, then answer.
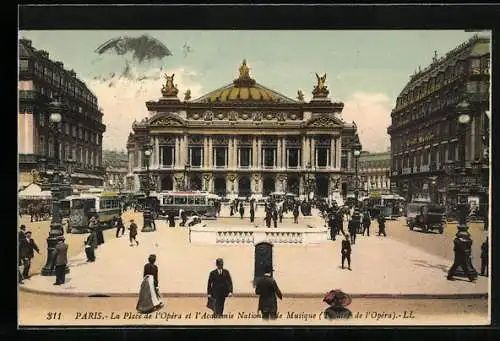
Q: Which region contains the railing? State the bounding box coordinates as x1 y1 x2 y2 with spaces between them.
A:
216 231 254 244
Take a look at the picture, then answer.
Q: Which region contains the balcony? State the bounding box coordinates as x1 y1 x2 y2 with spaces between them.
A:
19 90 36 101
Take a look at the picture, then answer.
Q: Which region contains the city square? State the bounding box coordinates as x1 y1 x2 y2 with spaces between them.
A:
18 29 490 326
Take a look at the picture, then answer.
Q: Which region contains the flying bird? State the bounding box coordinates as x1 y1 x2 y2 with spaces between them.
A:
94 35 173 63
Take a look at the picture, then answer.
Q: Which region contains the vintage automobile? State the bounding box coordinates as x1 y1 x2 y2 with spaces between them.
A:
407 201 445 233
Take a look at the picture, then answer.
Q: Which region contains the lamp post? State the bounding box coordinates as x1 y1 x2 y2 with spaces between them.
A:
304 162 312 201
448 99 478 280
353 148 361 205
141 145 154 232
184 163 191 191
41 99 70 276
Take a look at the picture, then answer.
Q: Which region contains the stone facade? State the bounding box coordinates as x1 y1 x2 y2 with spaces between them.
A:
358 151 391 196
388 34 490 210
127 60 361 199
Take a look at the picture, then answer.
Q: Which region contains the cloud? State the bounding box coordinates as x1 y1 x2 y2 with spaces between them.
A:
340 92 393 153
83 67 204 151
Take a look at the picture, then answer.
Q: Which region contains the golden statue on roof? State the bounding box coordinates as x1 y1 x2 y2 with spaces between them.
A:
239 59 251 79
162 73 179 97
312 73 329 98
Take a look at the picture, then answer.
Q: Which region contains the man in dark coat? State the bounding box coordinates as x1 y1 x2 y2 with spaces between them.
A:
250 203 255 223
19 225 26 241
53 238 68 285
168 213 176 227
341 234 352 270
115 217 126 238
255 265 283 320
362 210 371 236
447 231 476 282
207 258 233 317
293 204 299 224
239 202 245 219
480 237 488 277
328 213 337 241
377 214 387 236
19 231 40 279
348 219 357 245
265 210 272 228
272 208 278 228
84 232 97 262
129 220 139 246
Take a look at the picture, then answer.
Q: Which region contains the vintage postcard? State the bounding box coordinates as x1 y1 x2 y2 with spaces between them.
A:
18 29 490 327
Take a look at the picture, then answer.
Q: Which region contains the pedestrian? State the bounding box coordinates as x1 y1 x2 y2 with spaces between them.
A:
137 254 164 314
168 213 176 227
52 238 68 285
362 210 371 236
447 231 475 282
230 201 234 216
377 213 387 237
19 224 26 241
278 204 283 224
272 208 278 228
180 210 187 227
19 231 40 279
328 213 337 241
265 211 272 228
480 236 488 277
250 205 255 223
239 202 245 219
341 234 352 270
348 218 357 245
84 231 96 262
115 217 125 237
323 289 353 319
207 258 233 317
255 265 283 320
293 204 299 224
129 219 139 246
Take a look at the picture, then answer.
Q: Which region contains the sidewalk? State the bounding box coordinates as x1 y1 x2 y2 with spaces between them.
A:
20 219 488 297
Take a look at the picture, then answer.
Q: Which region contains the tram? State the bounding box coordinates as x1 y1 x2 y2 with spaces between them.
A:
68 191 122 233
363 193 405 219
155 191 218 219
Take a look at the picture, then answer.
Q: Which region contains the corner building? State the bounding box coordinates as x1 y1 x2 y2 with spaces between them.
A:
127 60 361 199
388 35 490 209
18 38 106 187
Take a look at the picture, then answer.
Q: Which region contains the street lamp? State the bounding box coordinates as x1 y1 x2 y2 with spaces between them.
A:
353 148 361 204
184 163 191 191
141 146 154 232
447 100 477 280
41 99 70 276
304 162 313 201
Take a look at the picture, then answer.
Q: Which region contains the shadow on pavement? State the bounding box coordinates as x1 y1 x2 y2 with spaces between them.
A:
411 259 449 273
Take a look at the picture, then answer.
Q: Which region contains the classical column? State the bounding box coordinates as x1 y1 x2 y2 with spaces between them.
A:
302 135 308 167
257 137 262 168
128 151 133 173
311 137 316 167
155 137 160 169
330 137 335 169
336 137 341 169
203 137 209 168
347 150 352 170
282 137 287 169
208 137 213 167
234 137 239 168
183 135 188 167
277 138 282 168
175 136 180 168
252 136 258 168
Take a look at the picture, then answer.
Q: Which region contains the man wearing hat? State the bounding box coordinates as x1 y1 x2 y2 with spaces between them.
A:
447 231 476 282
323 289 353 319
53 238 68 285
128 219 139 246
255 265 283 320
19 231 40 279
341 233 352 270
207 258 233 317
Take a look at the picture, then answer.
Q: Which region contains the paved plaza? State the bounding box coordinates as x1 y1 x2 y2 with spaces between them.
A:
20 209 488 297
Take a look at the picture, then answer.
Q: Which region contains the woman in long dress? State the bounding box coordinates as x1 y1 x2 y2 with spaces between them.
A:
136 254 164 314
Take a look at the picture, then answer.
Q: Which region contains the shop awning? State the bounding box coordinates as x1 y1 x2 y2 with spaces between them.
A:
18 183 52 200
